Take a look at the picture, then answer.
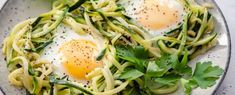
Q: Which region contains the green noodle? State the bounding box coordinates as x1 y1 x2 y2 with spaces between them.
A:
2 0 219 95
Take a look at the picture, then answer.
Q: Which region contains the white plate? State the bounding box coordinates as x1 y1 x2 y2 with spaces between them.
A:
0 0 7 9
0 0 231 95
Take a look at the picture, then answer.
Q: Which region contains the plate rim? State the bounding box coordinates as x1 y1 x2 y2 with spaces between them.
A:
0 0 231 95
0 0 7 10
0 0 8 95
211 0 231 94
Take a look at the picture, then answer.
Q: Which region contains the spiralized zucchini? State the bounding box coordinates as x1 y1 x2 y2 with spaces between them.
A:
2 0 218 95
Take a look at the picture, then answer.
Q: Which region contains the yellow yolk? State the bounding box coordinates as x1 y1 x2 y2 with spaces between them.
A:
59 40 103 81
136 0 181 30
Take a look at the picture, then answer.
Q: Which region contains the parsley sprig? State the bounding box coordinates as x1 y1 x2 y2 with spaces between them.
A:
115 45 223 95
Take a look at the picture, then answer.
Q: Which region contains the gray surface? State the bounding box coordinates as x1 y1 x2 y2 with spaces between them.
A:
215 0 235 95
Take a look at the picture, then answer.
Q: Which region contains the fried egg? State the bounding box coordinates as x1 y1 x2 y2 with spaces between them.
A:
40 25 104 83
121 0 185 36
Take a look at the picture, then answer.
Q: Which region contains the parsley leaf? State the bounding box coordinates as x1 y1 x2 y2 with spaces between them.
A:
119 69 144 80
146 54 178 77
145 54 181 91
146 61 165 77
116 45 149 72
154 74 181 85
192 61 224 89
156 54 178 70
181 79 198 95
182 61 224 95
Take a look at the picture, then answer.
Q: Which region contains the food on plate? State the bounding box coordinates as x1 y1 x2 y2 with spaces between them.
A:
2 0 223 95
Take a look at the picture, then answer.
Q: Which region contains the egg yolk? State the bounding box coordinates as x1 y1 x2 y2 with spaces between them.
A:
59 40 103 81
136 0 181 30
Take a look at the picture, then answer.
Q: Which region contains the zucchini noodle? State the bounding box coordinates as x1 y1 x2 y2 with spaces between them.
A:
2 0 218 95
